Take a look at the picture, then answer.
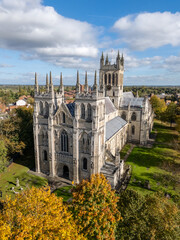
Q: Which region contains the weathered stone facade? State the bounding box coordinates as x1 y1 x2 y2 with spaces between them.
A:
33 53 153 188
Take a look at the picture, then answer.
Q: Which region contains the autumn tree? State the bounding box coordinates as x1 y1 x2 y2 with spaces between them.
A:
150 95 167 120
0 186 85 240
71 174 121 240
116 190 180 240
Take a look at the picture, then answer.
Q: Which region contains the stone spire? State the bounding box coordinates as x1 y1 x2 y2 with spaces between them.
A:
121 53 124 66
59 72 64 93
117 50 120 60
49 71 54 92
35 72 39 94
84 71 88 93
76 70 80 94
46 73 49 92
100 52 104 68
93 70 98 92
105 54 109 65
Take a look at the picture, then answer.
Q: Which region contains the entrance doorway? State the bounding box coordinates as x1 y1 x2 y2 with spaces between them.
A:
63 165 69 179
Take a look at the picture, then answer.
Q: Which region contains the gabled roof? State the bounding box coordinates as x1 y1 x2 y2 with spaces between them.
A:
105 97 116 115
66 102 75 117
106 116 127 141
123 92 134 98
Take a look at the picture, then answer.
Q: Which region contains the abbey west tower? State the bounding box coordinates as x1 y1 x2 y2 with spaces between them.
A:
99 51 124 108
33 52 153 187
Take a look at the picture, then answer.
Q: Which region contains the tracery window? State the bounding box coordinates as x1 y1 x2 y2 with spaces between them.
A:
44 150 48 161
81 103 85 119
61 130 68 152
87 103 92 121
131 112 137 121
39 101 43 115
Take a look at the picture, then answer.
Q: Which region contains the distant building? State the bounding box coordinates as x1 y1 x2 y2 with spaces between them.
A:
16 99 26 106
0 103 6 113
33 53 153 188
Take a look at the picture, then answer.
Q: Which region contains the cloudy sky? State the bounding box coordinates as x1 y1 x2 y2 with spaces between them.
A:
0 0 180 86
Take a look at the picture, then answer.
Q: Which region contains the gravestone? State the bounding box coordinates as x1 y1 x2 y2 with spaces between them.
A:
16 178 20 187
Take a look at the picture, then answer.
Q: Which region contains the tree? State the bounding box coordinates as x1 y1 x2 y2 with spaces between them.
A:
0 186 85 240
150 95 167 120
165 102 177 126
116 190 180 240
0 140 8 173
71 174 120 240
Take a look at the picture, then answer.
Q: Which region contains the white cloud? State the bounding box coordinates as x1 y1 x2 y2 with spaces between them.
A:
113 12 180 50
0 0 99 67
0 63 14 67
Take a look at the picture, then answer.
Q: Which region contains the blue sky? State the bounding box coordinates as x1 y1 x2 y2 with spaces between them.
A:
0 0 180 86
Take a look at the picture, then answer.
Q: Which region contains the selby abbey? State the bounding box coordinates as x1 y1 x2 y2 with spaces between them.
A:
33 52 153 187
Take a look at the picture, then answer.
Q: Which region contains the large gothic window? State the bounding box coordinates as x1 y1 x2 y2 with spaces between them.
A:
112 74 115 85
105 74 107 85
109 74 111 84
83 158 87 170
121 112 126 121
62 112 66 123
39 101 43 115
45 102 49 117
87 103 92 121
61 130 68 152
81 103 85 119
132 125 135 135
131 112 137 121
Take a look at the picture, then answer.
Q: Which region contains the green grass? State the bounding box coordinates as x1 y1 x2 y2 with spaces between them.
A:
0 162 48 200
120 144 131 159
126 120 180 203
54 186 72 202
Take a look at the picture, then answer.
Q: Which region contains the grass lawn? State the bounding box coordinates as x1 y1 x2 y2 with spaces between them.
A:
120 144 131 159
54 186 72 202
0 152 48 200
126 120 180 203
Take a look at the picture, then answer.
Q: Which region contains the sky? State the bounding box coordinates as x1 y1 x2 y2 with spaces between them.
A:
0 0 180 86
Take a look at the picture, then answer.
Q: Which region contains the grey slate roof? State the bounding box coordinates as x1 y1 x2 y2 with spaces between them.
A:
120 97 144 107
67 102 75 117
105 97 116 115
106 116 127 141
123 92 134 98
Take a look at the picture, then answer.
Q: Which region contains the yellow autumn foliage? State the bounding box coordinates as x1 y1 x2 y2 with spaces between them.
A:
71 174 121 240
0 186 85 240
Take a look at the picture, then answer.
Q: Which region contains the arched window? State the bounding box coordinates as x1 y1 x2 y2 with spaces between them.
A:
44 150 47 161
132 126 135 135
109 74 111 84
121 112 126 121
62 112 66 123
112 74 115 85
45 102 49 117
39 101 43 115
61 130 68 152
116 74 118 86
87 103 92 121
83 158 87 170
105 74 107 85
113 91 115 97
81 103 85 119
131 112 136 121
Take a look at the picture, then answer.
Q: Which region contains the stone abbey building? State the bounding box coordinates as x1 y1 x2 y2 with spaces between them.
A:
33 52 153 187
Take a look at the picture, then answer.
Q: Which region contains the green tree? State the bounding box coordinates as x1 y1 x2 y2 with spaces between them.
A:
165 102 177 126
71 174 120 240
0 140 8 173
116 190 180 240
